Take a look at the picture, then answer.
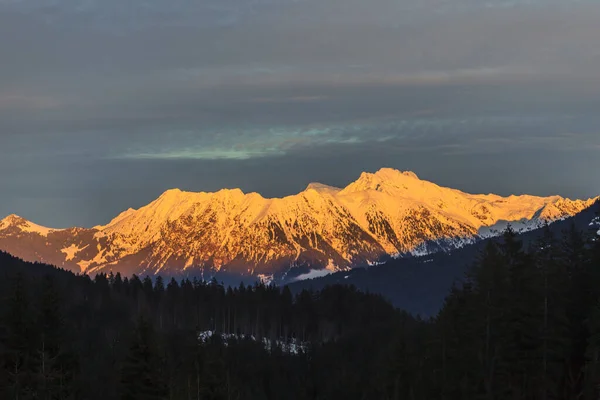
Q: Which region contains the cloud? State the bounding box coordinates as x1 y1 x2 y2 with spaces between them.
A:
1 0 600 226
109 125 355 160
100 109 600 161
124 148 284 161
248 95 328 103
0 93 62 110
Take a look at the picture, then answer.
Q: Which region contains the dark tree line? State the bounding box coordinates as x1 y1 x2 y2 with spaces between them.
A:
420 225 600 400
0 250 405 399
0 223 599 399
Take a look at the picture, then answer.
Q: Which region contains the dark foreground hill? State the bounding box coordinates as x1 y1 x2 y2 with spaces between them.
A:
2 213 600 399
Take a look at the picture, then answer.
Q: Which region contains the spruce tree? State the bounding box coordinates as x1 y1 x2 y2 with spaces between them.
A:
563 224 594 398
470 240 509 399
584 299 600 400
535 225 570 400
36 275 78 400
3 272 36 399
500 227 543 398
120 317 168 400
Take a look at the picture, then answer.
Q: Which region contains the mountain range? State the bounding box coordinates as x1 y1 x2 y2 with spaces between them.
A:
290 199 600 316
0 168 597 282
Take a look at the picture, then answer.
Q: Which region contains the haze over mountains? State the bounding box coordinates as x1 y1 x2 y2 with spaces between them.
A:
0 168 597 281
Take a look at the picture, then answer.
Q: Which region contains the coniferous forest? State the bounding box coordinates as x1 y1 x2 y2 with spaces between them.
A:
1 225 600 400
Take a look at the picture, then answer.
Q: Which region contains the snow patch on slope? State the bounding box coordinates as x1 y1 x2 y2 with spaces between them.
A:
257 274 274 285
591 216 600 237
61 244 87 261
198 331 307 354
292 269 335 282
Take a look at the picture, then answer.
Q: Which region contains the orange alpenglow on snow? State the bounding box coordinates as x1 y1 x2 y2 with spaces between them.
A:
0 168 597 277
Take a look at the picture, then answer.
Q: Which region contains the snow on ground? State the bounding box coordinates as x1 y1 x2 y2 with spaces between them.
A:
587 217 600 237
197 331 308 354
184 257 195 270
291 268 335 282
61 244 88 261
410 243 431 257
20 221 56 236
257 274 274 285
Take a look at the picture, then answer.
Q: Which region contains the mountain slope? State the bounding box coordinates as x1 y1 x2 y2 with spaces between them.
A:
289 200 600 316
0 168 597 278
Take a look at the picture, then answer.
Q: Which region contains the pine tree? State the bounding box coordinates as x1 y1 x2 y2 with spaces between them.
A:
166 278 180 330
469 240 509 399
584 299 600 400
500 227 543 398
563 224 595 398
119 317 168 400
2 272 37 399
36 274 78 400
435 281 480 400
535 225 571 400
113 273 124 294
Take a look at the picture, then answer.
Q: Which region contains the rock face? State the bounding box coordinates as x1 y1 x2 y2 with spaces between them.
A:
1 168 597 279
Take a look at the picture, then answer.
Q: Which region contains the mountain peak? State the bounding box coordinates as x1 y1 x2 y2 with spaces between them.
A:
304 182 341 193
159 187 246 199
402 171 419 179
342 168 422 194
216 188 244 196
373 167 419 180
154 188 189 202
0 214 32 229
0 214 55 236
2 213 24 223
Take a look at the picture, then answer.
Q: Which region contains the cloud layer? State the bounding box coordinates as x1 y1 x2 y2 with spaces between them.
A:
1 0 599 226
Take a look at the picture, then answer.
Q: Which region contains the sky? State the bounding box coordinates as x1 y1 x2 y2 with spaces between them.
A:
1 0 600 228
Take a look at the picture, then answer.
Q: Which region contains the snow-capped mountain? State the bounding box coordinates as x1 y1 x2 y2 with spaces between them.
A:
0 168 597 280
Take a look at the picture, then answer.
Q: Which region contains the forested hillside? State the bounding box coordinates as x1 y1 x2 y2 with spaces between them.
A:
1 223 600 399
291 201 600 316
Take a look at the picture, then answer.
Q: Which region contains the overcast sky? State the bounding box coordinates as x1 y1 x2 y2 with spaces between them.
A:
1 0 600 227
